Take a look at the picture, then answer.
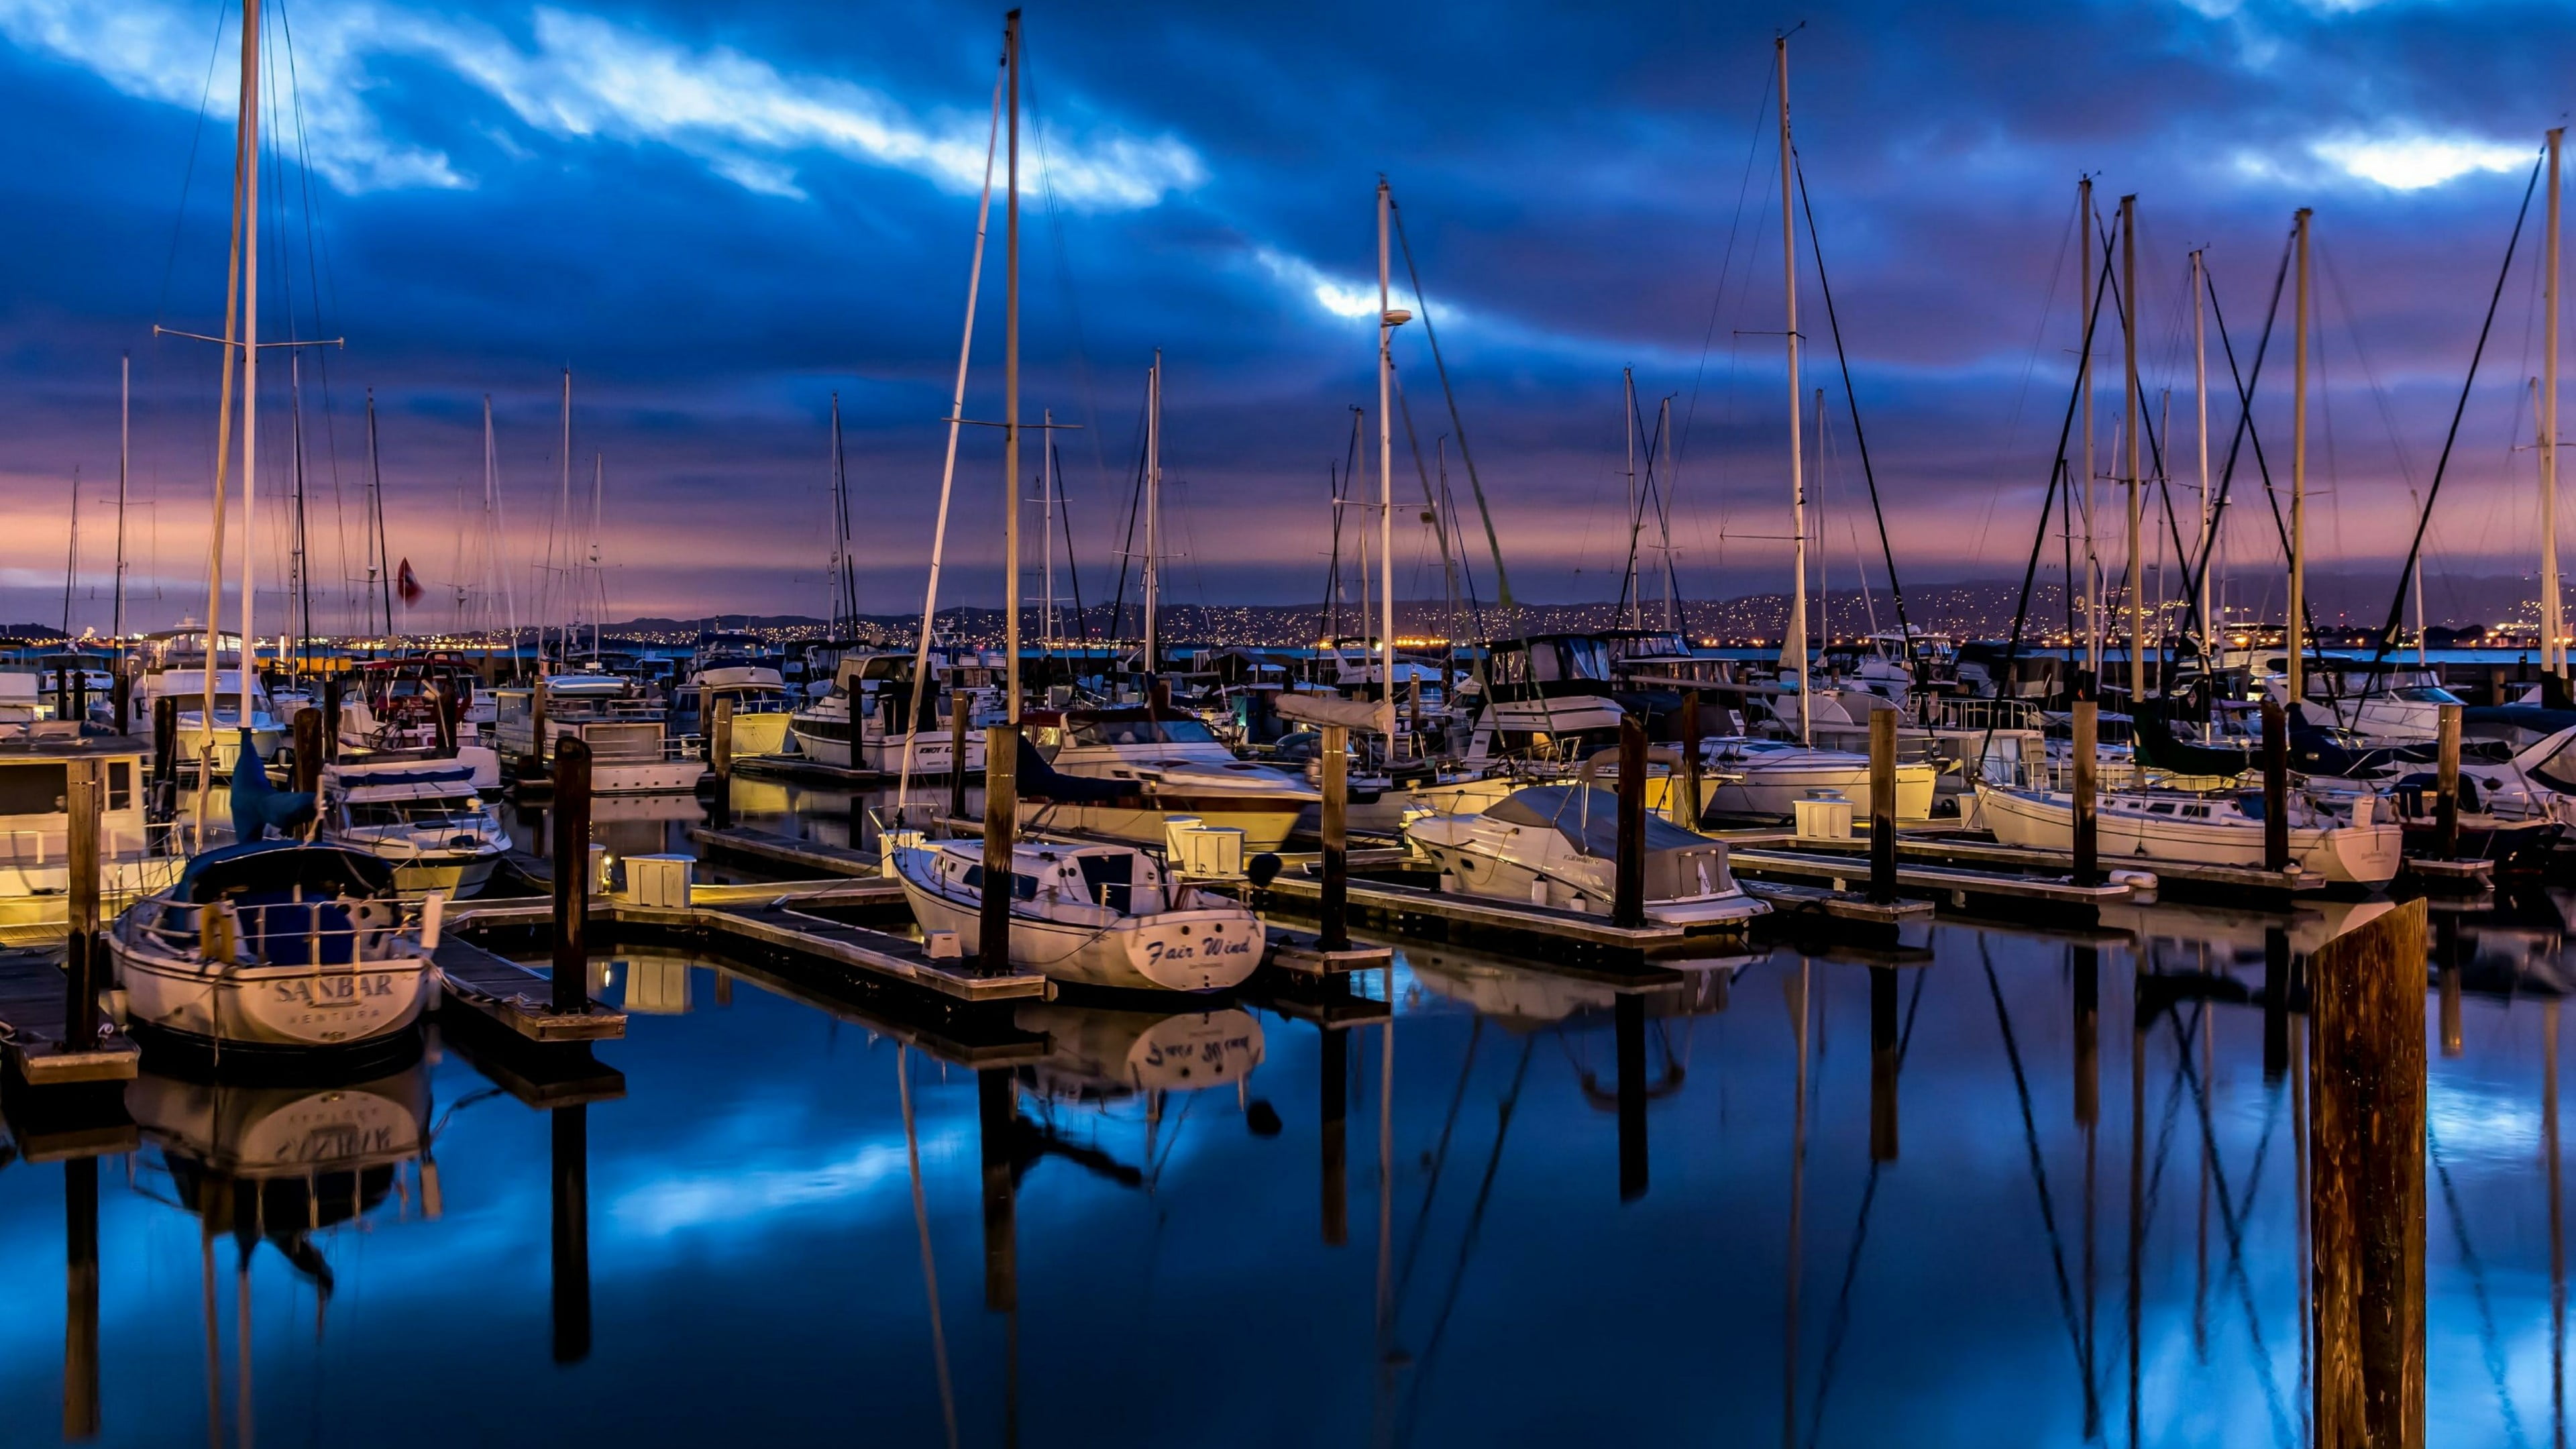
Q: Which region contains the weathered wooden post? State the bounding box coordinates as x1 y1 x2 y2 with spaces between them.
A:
949 699 970 824
64 759 99 1051
63 1157 99 1440
1319 723 1350 953
550 1103 591 1364
1613 714 1647 929
1870 965 1900 1162
550 737 592 1014
52 664 68 724
2072 698 2099 887
979 1068 1019 1311
1869 707 1898 904
708 696 735 830
2434 702 2462 860
68 667 85 727
979 724 1016 973
1615 989 1648 1201
1680 692 1704 831
526 680 549 780
430 680 458 756
695 684 712 761
321 675 341 764
109 667 129 737
2309 898 2428 1449
291 707 323 797
1320 1026 1348 1246
150 696 176 818
2262 700 2290 873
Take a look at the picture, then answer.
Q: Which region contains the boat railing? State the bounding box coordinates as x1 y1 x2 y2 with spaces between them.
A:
1922 696 2048 733
127 896 405 969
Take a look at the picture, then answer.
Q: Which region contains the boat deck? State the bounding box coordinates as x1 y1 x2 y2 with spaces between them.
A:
433 938 629 1042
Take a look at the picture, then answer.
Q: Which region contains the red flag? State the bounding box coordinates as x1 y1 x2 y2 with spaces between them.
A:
396 558 424 606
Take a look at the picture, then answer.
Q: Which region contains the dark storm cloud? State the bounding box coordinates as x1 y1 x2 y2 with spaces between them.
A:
0 0 2567 629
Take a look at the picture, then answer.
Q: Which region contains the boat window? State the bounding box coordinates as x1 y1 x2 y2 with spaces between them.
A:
2388 686 2463 704
345 798 485 830
0 763 67 816
1075 852 1135 912
1070 716 1218 747
2147 803 2175 814
960 865 1040 901
107 761 131 812
1564 639 1613 681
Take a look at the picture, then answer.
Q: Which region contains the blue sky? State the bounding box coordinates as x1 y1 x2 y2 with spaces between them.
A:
0 0 2569 631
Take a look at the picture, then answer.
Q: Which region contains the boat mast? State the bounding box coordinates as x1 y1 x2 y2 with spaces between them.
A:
1144 350 1161 677
2545 127 2564 682
2192 250 2211 660
364 390 386 639
2288 207 2311 707
589 451 604 659
114 355 128 647
557 367 572 673
2080 176 2098 693
291 351 310 675
194 0 254 808
236 0 262 737
1003 7 1023 721
2410 487 2428 667
1657 395 1678 632
1377 176 1403 735
1041 407 1056 653
2122 194 2144 707
1776 34 1809 745
60 468 77 641
1623 366 1640 629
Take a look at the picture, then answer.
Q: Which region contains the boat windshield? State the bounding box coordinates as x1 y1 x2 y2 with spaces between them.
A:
2387 686 2463 704
1489 785 1707 857
1070 716 1218 747
344 798 486 830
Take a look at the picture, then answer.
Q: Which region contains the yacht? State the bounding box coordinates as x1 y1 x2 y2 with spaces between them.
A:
109 840 442 1053
1021 705 1317 853
491 674 704 793
1697 736 1939 822
0 727 186 929
790 649 990 773
133 632 284 775
1973 780 2403 886
893 837 1266 991
1464 632 1631 761
1404 782 1768 927
319 757 511 897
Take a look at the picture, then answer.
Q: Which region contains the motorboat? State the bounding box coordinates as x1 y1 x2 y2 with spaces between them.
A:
1403 782 1768 927
109 840 442 1053
789 649 988 773
1020 705 1316 853
892 837 1266 991
319 757 510 897
1464 632 1631 760
491 674 705 793
1972 780 2403 886
2383 771 2565 873
1697 735 1938 822
0 727 187 930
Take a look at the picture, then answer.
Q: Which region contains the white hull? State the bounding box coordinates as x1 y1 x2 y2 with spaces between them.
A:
897 861 1263 992
1022 798 1303 854
1345 774 1520 835
391 855 500 898
593 759 707 794
1704 753 1938 822
864 729 985 775
114 941 435 1049
1974 783 2403 886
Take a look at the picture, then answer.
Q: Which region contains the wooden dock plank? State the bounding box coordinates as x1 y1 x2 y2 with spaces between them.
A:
693 902 1051 1002
433 938 628 1042
1785 830 2324 895
1738 878 1933 928
1236 871 1694 947
688 825 879 877
1727 847 2136 909
0 951 138 1085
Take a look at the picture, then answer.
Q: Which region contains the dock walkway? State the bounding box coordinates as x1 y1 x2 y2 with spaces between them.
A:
0 949 136 1085
432 938 629 1043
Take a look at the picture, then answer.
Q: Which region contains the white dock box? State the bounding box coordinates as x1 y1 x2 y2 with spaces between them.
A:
626 853 695 909
1163 816 1246 879
1792 791 1854 842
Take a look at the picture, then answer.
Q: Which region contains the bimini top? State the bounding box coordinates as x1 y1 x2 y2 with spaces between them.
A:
178 841 399 904
1487 784 1707 859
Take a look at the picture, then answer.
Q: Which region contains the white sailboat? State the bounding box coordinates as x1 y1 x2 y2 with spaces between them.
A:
894 837 1265 992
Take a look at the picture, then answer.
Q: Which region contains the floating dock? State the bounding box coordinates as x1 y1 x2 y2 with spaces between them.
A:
433 938 629 1043
1723 828 2325 904
1234 870 1693 951
0 949 138 1086
688 825 879 877
1725 846 2136 921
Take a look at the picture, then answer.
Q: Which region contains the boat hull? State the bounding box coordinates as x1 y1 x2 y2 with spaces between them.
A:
1021 798 1304 854
1704 756 1938 822
1974 784 2404 887
896 863 1264 991
112 938 435 1050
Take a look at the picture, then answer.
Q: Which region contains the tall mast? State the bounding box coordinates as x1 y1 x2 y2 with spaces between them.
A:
590 452 604 659
2080 176 2098 692
1623 366 1639 629
1003 7 1023 720
61 468 77 640
1776 34 1809 745
2288 207 2311 706
2545 127 2564 680
557 367 572 671
291 350 309 673
365 390 386 638
113 354 127 647
236 0 262 734
2192 250 2211 659
2410 487 2428 667
2122 193 2143 706
1377 177 1402 735
828 392 847 637
196 0 254 800
1658 396 1678 631
1144 352 1161 676
1041 407 1056 652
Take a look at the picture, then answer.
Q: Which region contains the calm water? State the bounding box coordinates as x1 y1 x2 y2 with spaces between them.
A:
5 890 2573 1444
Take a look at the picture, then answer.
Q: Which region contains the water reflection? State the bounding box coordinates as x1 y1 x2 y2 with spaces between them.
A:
3 903 2573 1443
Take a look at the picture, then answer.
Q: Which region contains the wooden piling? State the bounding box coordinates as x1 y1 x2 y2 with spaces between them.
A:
949 700 970 822
549 1104 590 1364
1680 692 1704 831
1615 990 1648 1201
430 680 458 756
2434 703 2461 859
1869 708 1897 905
321 676 341 764
2262 700 2290 873
1613 714 1647 930
979 724 1016 973
2309 897 2428 1449
1319 724 1350 953
64 760 99 1049
2072 699 2099 888
1870 965 1899 1163
63 1158 97 1441
290 708 323 797
109 667 129 737
550 737 592 1015
710 696 735 830
150 696 176 818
